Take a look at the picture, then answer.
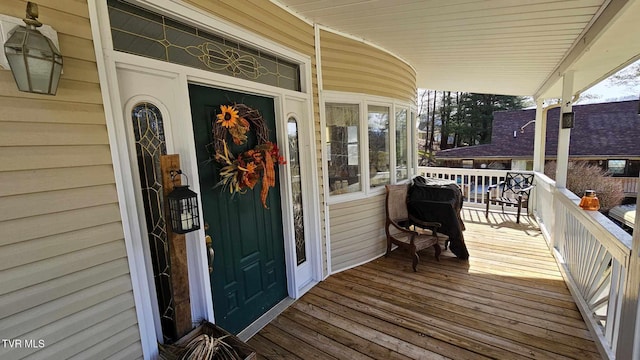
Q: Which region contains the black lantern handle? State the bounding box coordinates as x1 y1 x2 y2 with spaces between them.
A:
170 169 190 186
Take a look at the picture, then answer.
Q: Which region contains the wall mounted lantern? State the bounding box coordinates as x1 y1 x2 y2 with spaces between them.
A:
167 170 201 234
3 2 63 95
561 111 575 129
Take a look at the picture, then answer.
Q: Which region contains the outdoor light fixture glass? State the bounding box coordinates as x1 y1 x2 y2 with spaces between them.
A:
3 2 63 95
561 111 575 129
167 170 201 234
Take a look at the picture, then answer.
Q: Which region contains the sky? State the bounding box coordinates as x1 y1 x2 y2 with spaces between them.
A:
579 81 639 103
418 60 639 108
578 59 640 104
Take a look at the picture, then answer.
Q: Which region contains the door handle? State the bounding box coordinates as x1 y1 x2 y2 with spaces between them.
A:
205 235 214 273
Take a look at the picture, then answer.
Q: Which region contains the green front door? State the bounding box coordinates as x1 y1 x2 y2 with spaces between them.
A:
189 84 288 334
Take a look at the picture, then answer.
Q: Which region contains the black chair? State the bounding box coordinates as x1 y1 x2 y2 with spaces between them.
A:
485 172 534 224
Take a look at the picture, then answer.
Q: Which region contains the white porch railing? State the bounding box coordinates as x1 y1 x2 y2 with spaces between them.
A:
417 166 635 359
416 166 512 208
530 172 555 242
531 173 633 359
615 177 639 197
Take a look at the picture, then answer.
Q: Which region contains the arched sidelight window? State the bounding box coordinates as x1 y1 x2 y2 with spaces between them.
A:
288 117 306 265
131 102 176 342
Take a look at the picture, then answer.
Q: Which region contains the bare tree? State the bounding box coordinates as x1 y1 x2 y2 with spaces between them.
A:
609 61 640 89
439 91 452 150
429 91 436 151
417 90 430 155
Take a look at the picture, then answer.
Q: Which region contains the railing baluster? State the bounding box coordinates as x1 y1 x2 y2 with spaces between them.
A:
580 233 601 296
588 258 612 306
609 261 625 353
585 247 609 301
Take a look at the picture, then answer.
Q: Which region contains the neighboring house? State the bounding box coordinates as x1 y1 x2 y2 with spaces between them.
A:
436 100 640 177
0 1 638 360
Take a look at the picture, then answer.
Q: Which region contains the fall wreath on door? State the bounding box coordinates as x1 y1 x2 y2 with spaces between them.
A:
209 104 286 208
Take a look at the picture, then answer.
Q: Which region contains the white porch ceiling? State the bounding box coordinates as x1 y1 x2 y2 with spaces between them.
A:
275 0 640 98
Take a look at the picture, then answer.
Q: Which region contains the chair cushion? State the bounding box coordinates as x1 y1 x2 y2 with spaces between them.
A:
409 224 432 235
409 225 449 240
413 235 439 250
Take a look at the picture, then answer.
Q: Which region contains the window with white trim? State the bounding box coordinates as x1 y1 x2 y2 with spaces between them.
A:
607 159 626 175
326 103 361 195
396 108 409 182
324 93 414 200
368 105 390 188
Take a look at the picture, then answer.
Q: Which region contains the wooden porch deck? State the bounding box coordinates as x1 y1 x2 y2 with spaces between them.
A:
247 209 602 359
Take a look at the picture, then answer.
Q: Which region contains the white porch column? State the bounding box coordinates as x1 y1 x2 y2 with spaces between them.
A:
532 98 546 173
554 72 574 188
551 73 574 252
617 178 640 359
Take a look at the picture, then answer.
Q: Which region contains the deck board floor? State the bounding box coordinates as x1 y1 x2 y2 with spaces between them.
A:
248 209 602 359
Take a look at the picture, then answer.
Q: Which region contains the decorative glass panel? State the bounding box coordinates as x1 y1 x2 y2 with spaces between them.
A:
107 0 301 91
288 118 306 265
326 103 360 195
131 102 176 342
368 105 390 188
395 108 408 182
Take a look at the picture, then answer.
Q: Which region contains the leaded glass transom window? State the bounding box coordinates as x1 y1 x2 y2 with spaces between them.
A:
288 117 306 265
107 0 301 91
131 102 176 342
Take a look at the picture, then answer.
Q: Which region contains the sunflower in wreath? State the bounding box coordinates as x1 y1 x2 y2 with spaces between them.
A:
211 104 286 208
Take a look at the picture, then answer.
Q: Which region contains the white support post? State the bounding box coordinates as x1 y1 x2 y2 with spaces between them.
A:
617 177 640 359
554 72 574 188
532 98 546 173
551 72 574 253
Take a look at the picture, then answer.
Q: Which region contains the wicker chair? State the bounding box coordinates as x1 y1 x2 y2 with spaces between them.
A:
385 184 448 271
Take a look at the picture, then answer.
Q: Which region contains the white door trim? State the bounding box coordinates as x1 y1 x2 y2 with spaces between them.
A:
90 1 321 357
88 2 159 359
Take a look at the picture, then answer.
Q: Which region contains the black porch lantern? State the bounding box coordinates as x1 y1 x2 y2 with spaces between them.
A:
167 171 200 234
3 2 63 95
561 111 575 129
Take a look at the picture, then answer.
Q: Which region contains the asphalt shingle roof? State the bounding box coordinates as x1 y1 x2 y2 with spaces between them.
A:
436 100 640 159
